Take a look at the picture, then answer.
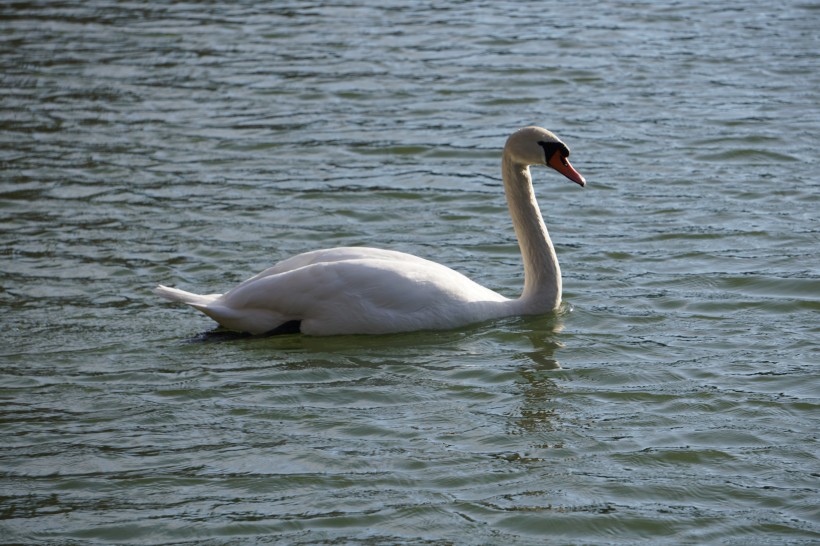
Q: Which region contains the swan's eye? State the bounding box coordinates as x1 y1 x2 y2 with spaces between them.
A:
537 141 570 165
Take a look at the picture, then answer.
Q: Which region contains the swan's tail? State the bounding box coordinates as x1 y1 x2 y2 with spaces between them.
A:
154 285 221 309
155 284 286 335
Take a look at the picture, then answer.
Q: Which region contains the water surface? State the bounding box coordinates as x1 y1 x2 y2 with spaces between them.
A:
1 1 818 544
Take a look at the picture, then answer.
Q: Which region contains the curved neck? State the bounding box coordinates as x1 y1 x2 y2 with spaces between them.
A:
502 155 561 312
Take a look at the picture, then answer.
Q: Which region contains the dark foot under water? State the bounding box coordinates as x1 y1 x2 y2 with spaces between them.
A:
185 320 303 343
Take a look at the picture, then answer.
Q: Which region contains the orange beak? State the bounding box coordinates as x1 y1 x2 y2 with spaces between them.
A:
548 151 586 187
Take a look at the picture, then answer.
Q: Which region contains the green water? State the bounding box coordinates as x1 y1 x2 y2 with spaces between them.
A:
1 1 818 544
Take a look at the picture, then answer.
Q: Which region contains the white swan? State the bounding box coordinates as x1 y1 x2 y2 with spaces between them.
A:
155 126 586 336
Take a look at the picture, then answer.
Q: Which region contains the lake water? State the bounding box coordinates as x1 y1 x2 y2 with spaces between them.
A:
1 1 818 544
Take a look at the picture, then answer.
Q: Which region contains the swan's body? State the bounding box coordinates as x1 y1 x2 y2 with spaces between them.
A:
156 126 586 336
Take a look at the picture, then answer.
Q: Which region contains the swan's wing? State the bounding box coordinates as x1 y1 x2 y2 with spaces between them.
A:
219 257 508 335
238 247 435 285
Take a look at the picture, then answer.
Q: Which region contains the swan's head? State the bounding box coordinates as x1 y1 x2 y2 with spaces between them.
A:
505 126 586 187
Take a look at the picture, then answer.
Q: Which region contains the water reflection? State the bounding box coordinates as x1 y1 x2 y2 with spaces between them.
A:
506 318 565 437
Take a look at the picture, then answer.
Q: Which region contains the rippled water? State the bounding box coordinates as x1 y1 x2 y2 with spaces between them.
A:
1 1 818 544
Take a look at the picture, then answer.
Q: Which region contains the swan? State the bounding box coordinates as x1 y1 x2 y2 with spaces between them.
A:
155 126 586 336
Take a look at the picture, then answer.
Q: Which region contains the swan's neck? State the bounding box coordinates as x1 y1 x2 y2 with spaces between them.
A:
502 155 562 312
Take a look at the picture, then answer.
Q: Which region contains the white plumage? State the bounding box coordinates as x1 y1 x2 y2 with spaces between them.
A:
155 126 586 336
